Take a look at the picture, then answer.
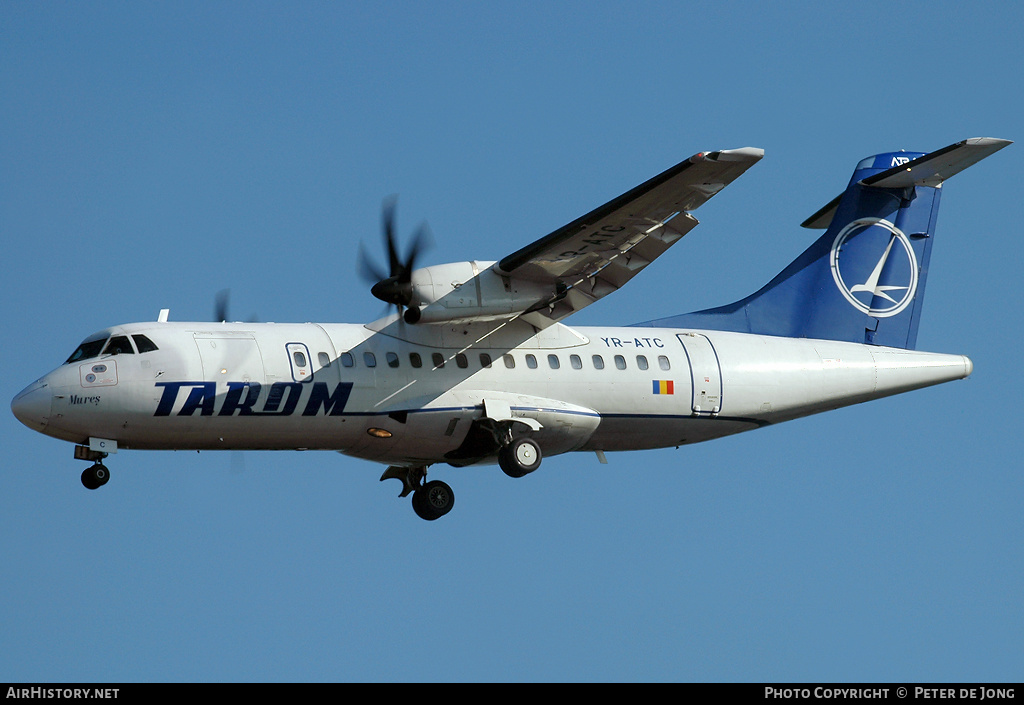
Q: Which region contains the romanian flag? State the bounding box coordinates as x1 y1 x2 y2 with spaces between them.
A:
652 380 674 395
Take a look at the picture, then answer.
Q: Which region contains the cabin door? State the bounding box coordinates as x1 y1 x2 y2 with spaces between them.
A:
676 333 722 416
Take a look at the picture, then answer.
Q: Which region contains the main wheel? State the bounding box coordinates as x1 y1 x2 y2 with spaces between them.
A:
412 480 455 521
81 463 110 490
499 437 542 478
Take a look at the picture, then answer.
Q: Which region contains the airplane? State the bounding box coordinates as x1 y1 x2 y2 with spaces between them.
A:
11 137 1010 520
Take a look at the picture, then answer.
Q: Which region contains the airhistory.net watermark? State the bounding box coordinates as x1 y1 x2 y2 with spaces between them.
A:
6 688 119 699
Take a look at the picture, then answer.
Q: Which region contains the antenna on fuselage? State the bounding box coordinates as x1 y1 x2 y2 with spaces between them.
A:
158 309 170 322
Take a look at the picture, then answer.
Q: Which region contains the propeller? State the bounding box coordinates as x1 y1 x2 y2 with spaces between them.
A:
213 289 258 323
359 198 431 323
214 289 231 323
213 288 256 474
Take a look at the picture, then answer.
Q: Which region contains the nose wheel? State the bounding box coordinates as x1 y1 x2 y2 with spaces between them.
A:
81 462 110 490
75 443 112 490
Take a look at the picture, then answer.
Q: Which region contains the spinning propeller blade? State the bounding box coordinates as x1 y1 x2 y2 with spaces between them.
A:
359 198 432 320
213 289 258 323
214 289 230 323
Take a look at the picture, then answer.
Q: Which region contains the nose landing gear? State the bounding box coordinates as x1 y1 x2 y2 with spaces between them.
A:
74 443 111 490
81 462 110 490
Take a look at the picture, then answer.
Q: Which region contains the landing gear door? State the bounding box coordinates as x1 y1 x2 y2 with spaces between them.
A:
676 333 723 415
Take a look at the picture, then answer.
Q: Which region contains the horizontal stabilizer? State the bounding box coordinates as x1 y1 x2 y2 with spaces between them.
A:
802 137 1011 229
801 193 843 230
861 137 1011 188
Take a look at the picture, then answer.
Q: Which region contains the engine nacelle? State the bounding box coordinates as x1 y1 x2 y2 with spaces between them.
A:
405 261 555 324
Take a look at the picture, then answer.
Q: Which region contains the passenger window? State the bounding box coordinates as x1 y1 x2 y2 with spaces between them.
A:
132 334 159 353
636 355 649 370
432 352 445 369
592 354 605 370
386 352 400 368
103 336 134 356
410 352 422 368
341 352 354 367
293 350 307 367
658 355 671 371
480 353 492 368
503 354 515 369
570 354 582 370
363 352 376 368
526 354 538 369
318 352 331 368
614 355 626 370
455 353 468 369
547 354 560 369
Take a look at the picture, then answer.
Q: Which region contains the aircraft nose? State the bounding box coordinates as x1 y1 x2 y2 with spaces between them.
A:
11 379 52 431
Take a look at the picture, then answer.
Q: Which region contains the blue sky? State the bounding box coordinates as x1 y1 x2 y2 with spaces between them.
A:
2 2 1021 682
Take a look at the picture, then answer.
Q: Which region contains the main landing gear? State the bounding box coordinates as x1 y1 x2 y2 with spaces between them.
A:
380 465 455 521
411 480 455 522
498 437 542 478
381 433 545 521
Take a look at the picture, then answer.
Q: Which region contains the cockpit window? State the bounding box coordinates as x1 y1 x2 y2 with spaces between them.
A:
102 336 135 355
65 337 108 364
132 334 159 353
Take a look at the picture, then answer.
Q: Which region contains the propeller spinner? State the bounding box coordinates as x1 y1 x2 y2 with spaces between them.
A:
360 199 431 323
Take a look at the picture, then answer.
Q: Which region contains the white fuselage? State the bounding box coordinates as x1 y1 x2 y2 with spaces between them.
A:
14 316 972 468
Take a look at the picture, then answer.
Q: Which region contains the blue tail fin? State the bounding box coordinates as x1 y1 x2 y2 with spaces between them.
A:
635 138 1010 349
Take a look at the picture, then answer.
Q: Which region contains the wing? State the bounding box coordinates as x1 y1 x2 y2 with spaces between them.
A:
496 147 763 326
